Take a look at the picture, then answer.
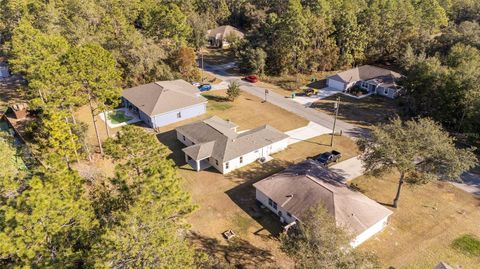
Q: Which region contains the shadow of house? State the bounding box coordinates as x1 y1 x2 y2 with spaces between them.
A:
306 79 327 89
225 159 294 237
156 129 185 165
188 231 276 268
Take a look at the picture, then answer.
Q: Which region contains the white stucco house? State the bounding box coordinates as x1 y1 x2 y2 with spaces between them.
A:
206 25 244 48
253 159 393 247
327 65 403 99
176 116 289 174
122 79 207 128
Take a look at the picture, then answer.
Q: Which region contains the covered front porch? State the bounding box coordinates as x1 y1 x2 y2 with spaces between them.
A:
185 154 212 171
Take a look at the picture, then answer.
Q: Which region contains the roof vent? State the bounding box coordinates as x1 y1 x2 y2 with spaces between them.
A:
286 194 293 198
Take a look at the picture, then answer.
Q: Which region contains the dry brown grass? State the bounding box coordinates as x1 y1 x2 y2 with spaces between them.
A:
351 173 480 269
312 93 403 129
153 89 359 268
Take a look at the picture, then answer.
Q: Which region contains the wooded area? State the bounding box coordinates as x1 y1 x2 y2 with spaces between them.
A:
0 0 478 268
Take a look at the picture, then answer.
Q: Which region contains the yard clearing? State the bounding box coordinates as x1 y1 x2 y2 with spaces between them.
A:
155 89 360 268
351 172 480 269
311 93 403 129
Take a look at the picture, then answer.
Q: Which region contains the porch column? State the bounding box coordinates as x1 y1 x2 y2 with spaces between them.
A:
185 153 189 163
195 160 200 171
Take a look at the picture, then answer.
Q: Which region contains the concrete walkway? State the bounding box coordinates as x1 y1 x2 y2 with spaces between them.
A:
452 172 480 197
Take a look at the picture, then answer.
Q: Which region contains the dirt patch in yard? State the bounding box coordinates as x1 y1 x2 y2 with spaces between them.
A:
311 93 403 129
351 173 480 269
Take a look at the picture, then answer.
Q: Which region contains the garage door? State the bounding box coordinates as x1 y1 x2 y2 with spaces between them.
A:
327 79 345 91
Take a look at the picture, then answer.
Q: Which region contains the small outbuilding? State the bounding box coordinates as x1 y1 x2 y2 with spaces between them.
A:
206 25 244 48
122 79 207 128
253 159 393 247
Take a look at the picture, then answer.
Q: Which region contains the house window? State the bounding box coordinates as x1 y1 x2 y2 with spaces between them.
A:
225 162 229 169
268 198 277 210
384 88 389 95
239 156 243 164
287 212 292 218
182 135 186 141
177 112 182 118
215 159 219 166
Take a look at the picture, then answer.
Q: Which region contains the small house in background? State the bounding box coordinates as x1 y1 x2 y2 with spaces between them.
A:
253 159 393 247
122 79 207 129
206 25 244 48
176 116 289 174
327 65 403 99
8 103 28 120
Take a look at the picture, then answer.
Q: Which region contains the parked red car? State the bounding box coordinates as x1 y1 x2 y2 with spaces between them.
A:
243 75 258 83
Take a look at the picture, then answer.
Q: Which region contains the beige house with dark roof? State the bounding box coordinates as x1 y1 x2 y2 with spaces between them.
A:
122 79 207 128
206 25 244 48
327 65 403 99
253 159 393 247
176 116 289 173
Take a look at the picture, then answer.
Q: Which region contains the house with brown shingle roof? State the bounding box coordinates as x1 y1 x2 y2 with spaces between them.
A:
253 159 393 247
327 65 403 99
206 25 244 48
176 116 289 173
122 79 207 128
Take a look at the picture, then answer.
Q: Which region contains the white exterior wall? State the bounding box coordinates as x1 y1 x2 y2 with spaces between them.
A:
176 130 194 146
222 138 289 174
327 78 345 91
151 103 207 128
351 215 390 248
376 87 397 99
255 189 297 224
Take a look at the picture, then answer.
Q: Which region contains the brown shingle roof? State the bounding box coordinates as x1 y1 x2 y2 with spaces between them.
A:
253 160 393 236
177 116 289 162
122 79 207 117
206 25 244 40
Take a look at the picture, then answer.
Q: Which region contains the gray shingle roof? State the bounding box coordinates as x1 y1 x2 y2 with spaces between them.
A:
176 116 289 162
328 65 402 88
253 160 393 236
434 262 455 269
122 79 207 117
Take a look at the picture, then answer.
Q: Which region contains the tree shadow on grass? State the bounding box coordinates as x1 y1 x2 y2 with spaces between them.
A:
202 93 230 102
188 231 276 268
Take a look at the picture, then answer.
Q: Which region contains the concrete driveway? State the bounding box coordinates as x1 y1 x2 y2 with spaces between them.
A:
285 122 331 145
292 88 342 106
452 172 480 197
329 156 365 183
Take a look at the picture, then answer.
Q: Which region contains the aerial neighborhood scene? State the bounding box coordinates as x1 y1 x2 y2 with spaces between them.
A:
1 1 480 268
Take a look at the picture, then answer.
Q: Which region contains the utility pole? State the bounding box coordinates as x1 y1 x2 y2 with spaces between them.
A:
201 47 204 83
330 96 340 147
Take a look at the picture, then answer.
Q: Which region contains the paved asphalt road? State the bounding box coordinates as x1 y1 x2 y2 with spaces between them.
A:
203 62 368 139
203 62 480 196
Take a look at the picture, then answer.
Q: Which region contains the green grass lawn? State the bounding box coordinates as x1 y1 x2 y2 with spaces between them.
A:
107 110 132 124
452 234 480 256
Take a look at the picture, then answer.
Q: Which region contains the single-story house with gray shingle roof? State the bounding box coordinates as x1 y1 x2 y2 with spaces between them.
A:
253 159 393 247
122 79 207 128
176 116 289 174
327 65 403 99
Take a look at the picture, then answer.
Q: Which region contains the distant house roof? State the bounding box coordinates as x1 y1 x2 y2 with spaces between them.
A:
434 262 455 269
122 79 207 117
176 116 288 162
328 65 402 89
206 25 244 41
253 159 393 237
